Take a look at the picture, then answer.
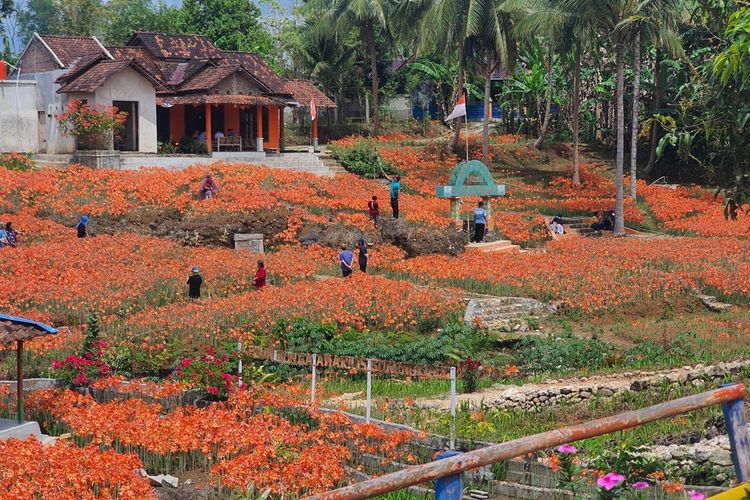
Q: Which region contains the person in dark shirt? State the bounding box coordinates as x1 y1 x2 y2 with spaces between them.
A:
76 216 89 238
187 266 203 300
253 260 267 290
357 238 368 273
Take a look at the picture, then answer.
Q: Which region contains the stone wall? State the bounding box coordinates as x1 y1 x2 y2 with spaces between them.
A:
475 360 750 412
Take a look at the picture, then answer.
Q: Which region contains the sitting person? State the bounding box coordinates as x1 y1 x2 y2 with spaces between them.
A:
199 174 219 200
198 130 207 142
227 129 237 137
214 130 225 140
591 210 615 232
550 215 565 235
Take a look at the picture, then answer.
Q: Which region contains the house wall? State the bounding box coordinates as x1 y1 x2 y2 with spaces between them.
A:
0 81 39 153
93 67 158 153
15 70 76 154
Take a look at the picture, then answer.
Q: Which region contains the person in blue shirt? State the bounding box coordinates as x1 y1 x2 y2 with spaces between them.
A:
76 215 89 238
383 172 401 219
473 201 487 242
339 244 354 277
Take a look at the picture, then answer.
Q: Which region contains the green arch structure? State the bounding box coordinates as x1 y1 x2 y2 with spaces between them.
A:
436 160 506 198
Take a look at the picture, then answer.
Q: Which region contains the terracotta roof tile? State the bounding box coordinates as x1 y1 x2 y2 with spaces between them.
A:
108 46 170 84
57 60 131 92
177 65 244 92
283 80 336 108
219 51 286 93
130 32 221 60
39 35 104 67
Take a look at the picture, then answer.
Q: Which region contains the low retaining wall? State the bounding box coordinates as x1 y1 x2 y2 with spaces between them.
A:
473 360 750 412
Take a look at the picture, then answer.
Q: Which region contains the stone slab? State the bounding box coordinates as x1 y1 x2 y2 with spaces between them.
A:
0 419 42 441
233 233 264 253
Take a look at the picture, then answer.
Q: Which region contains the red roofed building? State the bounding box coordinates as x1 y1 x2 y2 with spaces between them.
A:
8 32 335 155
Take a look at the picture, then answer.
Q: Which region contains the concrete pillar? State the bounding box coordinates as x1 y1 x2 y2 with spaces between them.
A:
312 115 319 153
450 198 460 221
482 196 494 230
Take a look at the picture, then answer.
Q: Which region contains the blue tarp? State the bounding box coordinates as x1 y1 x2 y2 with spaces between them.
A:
0 314 57 334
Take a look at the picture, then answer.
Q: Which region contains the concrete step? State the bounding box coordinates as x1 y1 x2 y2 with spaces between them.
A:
465 240 520 253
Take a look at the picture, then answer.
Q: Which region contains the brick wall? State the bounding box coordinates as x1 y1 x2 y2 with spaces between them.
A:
18 39 61 74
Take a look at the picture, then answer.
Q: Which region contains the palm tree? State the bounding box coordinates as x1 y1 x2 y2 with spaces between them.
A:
501 0 593 178
619 2 683 199
419 0 512 151
563 0 681 235
309 0 392 135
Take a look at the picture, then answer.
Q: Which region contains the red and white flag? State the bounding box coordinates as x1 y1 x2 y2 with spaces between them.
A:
310 97 317 121
445 94 466 121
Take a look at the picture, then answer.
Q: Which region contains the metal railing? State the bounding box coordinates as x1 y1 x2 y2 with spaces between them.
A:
307 383 750 500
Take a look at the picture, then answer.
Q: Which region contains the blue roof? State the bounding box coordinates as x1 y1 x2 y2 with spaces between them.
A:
0 314 58 334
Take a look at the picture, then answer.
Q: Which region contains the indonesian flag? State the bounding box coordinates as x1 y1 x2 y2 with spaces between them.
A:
445 94 466 121
310 97 317 121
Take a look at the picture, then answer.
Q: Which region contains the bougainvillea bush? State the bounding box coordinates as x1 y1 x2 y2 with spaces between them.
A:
57 99 129 150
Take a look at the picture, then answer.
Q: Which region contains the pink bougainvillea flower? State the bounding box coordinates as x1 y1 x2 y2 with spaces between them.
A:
557 444 577 454
597 472 626 491
206 386 218 395
631 481 649 489
687 491 705 500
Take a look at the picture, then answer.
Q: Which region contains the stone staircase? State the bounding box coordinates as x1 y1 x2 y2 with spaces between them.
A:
560 216 601 238
257 152 334 177
33 154 73 169
318 150 347 175
465 240 521 253
464 296 556 333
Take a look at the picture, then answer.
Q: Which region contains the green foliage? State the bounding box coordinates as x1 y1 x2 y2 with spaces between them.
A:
280 319 489 365
328 138 398 178
0 153 34 171
517 336 612 374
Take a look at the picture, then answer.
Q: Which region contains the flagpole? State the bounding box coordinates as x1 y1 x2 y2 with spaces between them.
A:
465 113 469 163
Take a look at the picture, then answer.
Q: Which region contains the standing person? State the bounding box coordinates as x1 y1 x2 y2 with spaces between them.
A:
339 244 354 278
473 202 487 243
357 238 368 273
76 216 89 238
383 172 401 219
253 260 267 290
0 224 6 248
367 195 380 229
4 222 17 247
187 266 203 300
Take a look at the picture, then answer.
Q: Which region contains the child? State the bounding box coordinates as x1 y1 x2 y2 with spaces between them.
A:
367 196 380 228
253 260 267 290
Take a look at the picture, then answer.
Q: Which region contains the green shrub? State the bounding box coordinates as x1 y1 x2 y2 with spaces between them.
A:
280 319 488 365
517 336 612 374
329 139 398 178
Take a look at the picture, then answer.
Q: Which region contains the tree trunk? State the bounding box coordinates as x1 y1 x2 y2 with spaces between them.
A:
629 32 641 199
573 46 581 186
534 39 554 150
449 43 466 150
482 73 491 165
614 43 626 237
645 49 662 174
363 21 380 135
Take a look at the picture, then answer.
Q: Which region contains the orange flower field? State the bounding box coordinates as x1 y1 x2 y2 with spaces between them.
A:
0 132 749 496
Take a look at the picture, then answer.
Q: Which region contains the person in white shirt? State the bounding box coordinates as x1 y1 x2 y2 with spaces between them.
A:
214 131 225 139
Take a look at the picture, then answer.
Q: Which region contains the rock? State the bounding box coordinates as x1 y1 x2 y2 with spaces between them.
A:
560 387 573 395
708 449 733 467
598 388 614 397
161 475 179 488
693 448 712 462
149 475 164 487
